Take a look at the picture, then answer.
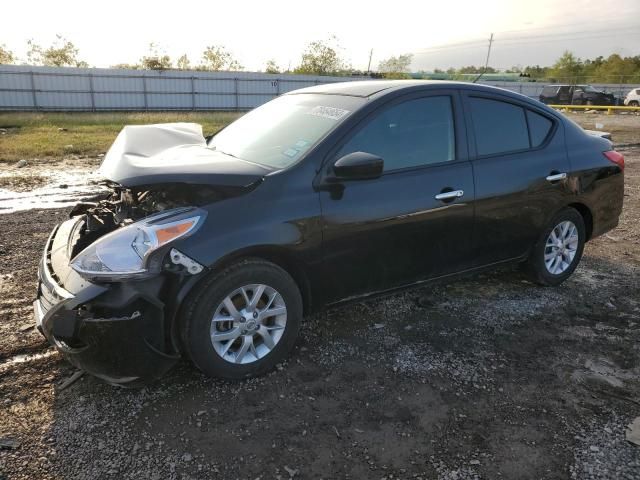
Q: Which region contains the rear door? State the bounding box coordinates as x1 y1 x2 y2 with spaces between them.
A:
557 86 572 104
462 92 571 266
318 90 475 302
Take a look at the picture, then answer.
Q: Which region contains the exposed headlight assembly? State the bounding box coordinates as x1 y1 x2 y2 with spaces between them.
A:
70 208 206 282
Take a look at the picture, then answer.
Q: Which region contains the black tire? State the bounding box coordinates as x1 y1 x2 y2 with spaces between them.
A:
630 101 639 107
525 207 586 286
181 259 303 380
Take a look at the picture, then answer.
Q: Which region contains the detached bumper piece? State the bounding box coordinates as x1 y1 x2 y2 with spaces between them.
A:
34 222 180 386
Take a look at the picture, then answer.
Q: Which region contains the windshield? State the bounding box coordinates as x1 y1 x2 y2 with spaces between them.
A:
208 93 364 169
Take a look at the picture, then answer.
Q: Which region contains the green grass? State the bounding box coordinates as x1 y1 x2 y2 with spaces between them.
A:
0 112 241 163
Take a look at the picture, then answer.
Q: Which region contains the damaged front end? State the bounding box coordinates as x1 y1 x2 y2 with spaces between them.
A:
34 122 270 385
33 182 223 385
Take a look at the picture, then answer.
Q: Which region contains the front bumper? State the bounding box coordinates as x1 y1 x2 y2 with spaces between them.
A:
34 220 180 385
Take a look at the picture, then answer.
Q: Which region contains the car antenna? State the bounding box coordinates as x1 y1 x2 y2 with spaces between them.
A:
473 33 494 84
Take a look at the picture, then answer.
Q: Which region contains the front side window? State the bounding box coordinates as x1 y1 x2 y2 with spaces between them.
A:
208 94 364 169
337 96 455 172
469 97 529 156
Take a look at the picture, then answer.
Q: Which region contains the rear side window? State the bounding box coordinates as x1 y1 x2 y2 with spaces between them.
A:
541 86 557 97
469 97 529 156
526 110 553 147
337 96 455 172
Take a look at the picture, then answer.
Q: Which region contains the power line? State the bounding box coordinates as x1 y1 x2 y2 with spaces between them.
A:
412 23 640 57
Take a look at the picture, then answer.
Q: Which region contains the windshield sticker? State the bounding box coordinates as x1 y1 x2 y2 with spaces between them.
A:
294 140 309 149
283 148 299 158
307 106 350 121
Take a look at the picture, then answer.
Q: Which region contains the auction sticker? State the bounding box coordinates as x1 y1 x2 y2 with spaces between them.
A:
307 106 350 121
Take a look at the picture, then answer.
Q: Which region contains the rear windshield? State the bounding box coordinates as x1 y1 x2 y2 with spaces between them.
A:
208 93 365 169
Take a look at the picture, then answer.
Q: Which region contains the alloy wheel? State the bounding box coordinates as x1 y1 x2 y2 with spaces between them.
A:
210 284 287 364
544 220 579 275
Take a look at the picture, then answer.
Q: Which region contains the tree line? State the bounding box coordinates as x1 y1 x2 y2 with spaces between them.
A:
1 35 639 83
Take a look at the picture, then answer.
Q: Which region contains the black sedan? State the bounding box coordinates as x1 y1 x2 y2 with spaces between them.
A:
34 81 625 385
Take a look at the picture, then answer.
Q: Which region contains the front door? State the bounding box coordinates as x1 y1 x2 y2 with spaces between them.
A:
318 91 475 303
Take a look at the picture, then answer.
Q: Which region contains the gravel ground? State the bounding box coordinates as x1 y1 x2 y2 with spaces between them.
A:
0 117 639 479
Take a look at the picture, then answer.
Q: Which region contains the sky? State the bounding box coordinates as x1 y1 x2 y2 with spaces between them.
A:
1 0 639 72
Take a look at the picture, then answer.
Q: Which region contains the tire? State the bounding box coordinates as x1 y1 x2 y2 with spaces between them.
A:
181 259 303 380
525 207 586 286
630 101 639 107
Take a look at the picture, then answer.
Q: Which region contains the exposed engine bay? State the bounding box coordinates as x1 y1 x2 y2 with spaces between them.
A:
56 122 270 262
66 181 241 260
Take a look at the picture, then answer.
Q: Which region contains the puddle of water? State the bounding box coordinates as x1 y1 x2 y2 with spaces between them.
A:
0 169 109 214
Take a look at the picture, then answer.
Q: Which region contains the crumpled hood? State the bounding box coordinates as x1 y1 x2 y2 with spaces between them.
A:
99 123 273 188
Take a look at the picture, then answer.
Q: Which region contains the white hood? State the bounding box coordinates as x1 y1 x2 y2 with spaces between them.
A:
98 123 271 188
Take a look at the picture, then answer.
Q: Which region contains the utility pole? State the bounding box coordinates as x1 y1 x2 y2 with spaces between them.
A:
473 33 494 83
367 49 373 74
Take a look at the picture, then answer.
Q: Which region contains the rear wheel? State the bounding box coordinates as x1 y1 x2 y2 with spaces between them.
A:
181 259 302 380
630 100 639 107
525 207 586 286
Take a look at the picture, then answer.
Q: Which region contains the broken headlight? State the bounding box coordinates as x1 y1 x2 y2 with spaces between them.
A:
70 208 205 282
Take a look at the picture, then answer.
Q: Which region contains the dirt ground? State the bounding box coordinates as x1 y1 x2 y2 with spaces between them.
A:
0 114 639 480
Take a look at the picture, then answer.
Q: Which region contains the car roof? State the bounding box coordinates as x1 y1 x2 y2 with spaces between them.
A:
288 80 554 107
288 79 526 99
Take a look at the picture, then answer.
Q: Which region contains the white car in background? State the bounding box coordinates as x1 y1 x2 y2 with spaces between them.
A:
624 88 640 106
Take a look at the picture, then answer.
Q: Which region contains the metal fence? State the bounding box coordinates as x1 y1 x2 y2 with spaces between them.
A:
0 65 638 111
0 65 367 111
479 81 640 101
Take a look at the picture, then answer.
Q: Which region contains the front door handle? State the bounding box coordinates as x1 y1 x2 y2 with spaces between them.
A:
546 172 567 182
435 190 464 201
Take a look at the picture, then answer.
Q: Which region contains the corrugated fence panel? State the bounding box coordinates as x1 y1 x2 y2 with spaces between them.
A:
0 71 32 90
195 78 236 94
0 65 366 111
92 75 144 92
94 92 145 110
0 90 32 108
1 66 638 111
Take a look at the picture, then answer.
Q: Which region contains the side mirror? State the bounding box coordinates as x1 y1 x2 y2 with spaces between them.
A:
333 151 383 181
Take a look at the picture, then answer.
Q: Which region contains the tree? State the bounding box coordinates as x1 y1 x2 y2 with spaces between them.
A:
111 63 140 70
549 51 582 81
140 43 172 70
377 54 413 78
522 65 549 80
27 35 88 67
294 37 348 75
456 65 496 74
176 54 191 70
265 59 280 74
594 54 640 83
0 44 15 65
200 45 243 71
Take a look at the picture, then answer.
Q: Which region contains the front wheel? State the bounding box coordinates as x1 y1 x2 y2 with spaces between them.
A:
525 207 586 286
181 259 303 380
629 100 639 107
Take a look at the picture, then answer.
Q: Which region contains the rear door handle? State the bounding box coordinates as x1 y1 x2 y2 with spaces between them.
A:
435 190 464 201
546 172 567 182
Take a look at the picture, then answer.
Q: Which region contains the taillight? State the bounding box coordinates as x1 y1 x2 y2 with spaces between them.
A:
603 150 625 171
